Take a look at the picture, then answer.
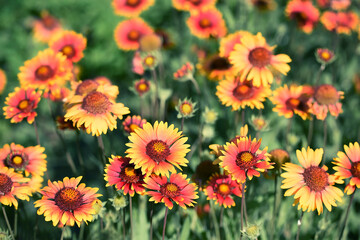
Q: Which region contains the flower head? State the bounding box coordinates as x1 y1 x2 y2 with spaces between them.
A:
249 115 269 132
321 11 359 35
43 84 70 102
172 0 216 12
316 48 335 65
139 33 163 52
269 149 290 171
34 176 102 227
219 31 252 58
112 0 155 17
175 98 197 119
0 69 7 94
144 173 198 209
281 147 343 214
134 78 150 96
173 62 194 81
3 87 42 124
251 0 276 11
191 160 220 189
122 115 147 134
202 107 218 124
197 54 235 81
32 11 62 43
132 51 145 75
285 0 320 33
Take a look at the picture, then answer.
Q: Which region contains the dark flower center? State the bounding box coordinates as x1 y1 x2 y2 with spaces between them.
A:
54 187 83 211
233 84 254 100
0 174 13 196
236 151 256 169
248 47 272 68
351 162 360 179
217 183 231 195
35 65 54 81
119 165 142 183
199 18 212 28
17 100 34 113
75 80 99 96
126 0 140 6
314 84 339 105
61 45 76 59
81 91 111 115
6 152 29 171
160 183 180 198
128 30 140 41
209 57 232 71
145 140 170 163
303 166 329 192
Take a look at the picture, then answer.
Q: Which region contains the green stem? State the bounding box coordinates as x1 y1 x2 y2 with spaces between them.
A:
152 69 159 121
162 207 169 240
338 189 356 240
33 119 40 146
209 201 220 240
129 196 133 240
60 227 65 240
322 119 327 165
149 204 154 240
2 206 15 240
97 135 106 166
181 117 184 132
307 118 314 146
296 211 304 240
240 181 246 240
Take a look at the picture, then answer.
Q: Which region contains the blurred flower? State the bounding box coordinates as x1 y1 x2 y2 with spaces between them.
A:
269 149 290 171
321 11 359 35
249 115 269 132
173 62 194 81
353 74 360 94
271 84 311 120
141 51 160 70
155 29 175 49
112 0 155 17
229 32 291 87
91 199 105 220
195 203 210 218
191 160 220 189
186 8 227 39
64 89 130 136
219 31 252 58
43 84 70 102
32 11 62 43
35 176 102 227
122 115 147 134
114 18 153 51
132 51 145 75
251 0 276 11
175 98 197 119
18 49 72 90
316 48 335 65
134 78 150 96
220 137 272 183
109 193 127 210
56 116 84 131
197 54 235 81
330 0 351 10
172 0 216 12
49 30 87 63
242 223 261 240
3 87 42 124
281 147 343 214
285 0 320 34
0 69 6 94
204 173 242 208
333 142 360 195
144 173 198 209
202 124 215 140
105 155 146 196
202 107 218 124
126 121 190 176
216 77 271 111
308 84 344 120
139 33 162 52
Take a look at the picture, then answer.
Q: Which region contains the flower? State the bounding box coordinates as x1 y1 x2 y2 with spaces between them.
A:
141 51 159 70
186 8 227 39
172 0 216 11
271 84 311 120
269 149 290 171
126 121 190 177
34 176 102 227
285 0 320 34
122 115 147 134
220 137 272 183
134 78 150 96
219 31 252 58
132 51 145 75
105 156 146 196
0 69 7 94
202 107 218 124
281 147 343 214
229 32 292 87
64 88 130 136
333 142 360 195
32 11 62 43
251 0 276 11
216 76 271 111
308 84 344 120
144 173 198 209
204 173 242 208
197 54 235 81
139 33 163 52
174 62 195 81
114 18 153 51
249 115 269 132
330 0 351 10
112 0 155 17
316 48 335 65
43 84 70 102
321 11 359 35
191 160 220 189
3 87 42 124
49 30 87 63
175 98 197 119
18 49 72 90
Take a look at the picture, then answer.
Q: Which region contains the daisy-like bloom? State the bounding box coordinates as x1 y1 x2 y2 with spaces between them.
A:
141 51 159 70
126 121 190 177
105 155 146 196
174 62 194 81
204 173 242 208
269 149 290 172
122 115 147 134
249 115 269 132
134 78 150 96
271 84 311 120
172 0 216 12
64 88 130 136
229 32 292 87
43 84 70 102
32 11 62 43
18 49 72 90
333 142 360 195
220 136 272 183
49 30 87 63
197 54 235 81
330 0 351 10
186 8 227 39
251 0 276 11
316 48 335 65
308 84 344 120
285 0 320 34
191 160 220 189
321 11 359 35
281 147 343 214
114 18 153 51
0 69 6 94
139 33 163 52
3 87 42 124
216 76 271 111
175 98 197 119
34 177 102 227
144 173 198 209
0 168 31 209
219 31 252 58
112 0 154 17
202 106 218 124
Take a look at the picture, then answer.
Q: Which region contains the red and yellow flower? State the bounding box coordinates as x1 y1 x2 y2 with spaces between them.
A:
144 173 198 209
229 32 292 87
134 78 150 96
172 0 216 12
34 176 102 227
3 87 42 124
122 115 147 134
197 54 235 81
0 69 7 94
32 11 62 43
112 0 155 17
321 11 359 35
285 0 320 34
43 84 70 102
219 31 252 58
281 147 343 214
126 121 190 177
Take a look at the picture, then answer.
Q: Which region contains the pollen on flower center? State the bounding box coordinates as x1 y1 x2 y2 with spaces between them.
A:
75 80 99 95
199 18 212 28
120 165 141 182
351 162 360 178
209 57 232 70
55 187 83 211
218 183 231 195
314 84 339 105
181 103 193 115
0 174 13 196
35 65 54 81
161 183 180 198
61 45 76 59
18 100 32 112
126 0 140 6
286 97 300 109
248 47 272 68
137 83 148 92
6 152 28 170
233 84 254 100
236 151 256 168
146 140 171 163
81 91 111 115
303 166 329 192
128 30 140 41
144 56 155 67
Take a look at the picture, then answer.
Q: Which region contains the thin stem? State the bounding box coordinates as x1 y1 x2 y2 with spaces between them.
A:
181 117 184 132
162 207 169 240
296 211 304 240
270 174 280 240
149 204 154 240
33 119 40 146
190 77 200 94
97 135 106 166
129 196 133 240
60 227 65 240
219 206 224 228
285 118 293 151
152 69 159 121
240 181 246 240
140 96 144 117
307 118 314 146
338 189 356 240
76 132 84 170
2 206 15 240
14 209 17 237
122 208 126 240
241 109 245 126
314 64 325 86
79 223 85 240
321 119 328 165
209 201 220 240
234 110 239 132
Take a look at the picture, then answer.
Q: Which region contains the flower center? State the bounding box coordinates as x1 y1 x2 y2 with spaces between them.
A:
81 91 111 115
321 52 331 61
209 57 232 71
137 83 149 92
188 0 201 5
248 47 272 68
303 166 329 192
351 162 360 178
128 30 140 41
129 123 140 132
61 45 76 59
291 12 308 26
236 151 256 169
144 56 155 67
35 65 54 81
126 0 140 6
0 174 13 196
160 183 180 198
233 84 254 100
217 183 231 195
314 84 339 105
285 97 300 110
54 187 83 211
42 15 57 29
145 140 170 163
17 100 33 113
6 152 29 171
75 80 99 95
181 103 192 115
120 164 142 183
199 18 212 28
